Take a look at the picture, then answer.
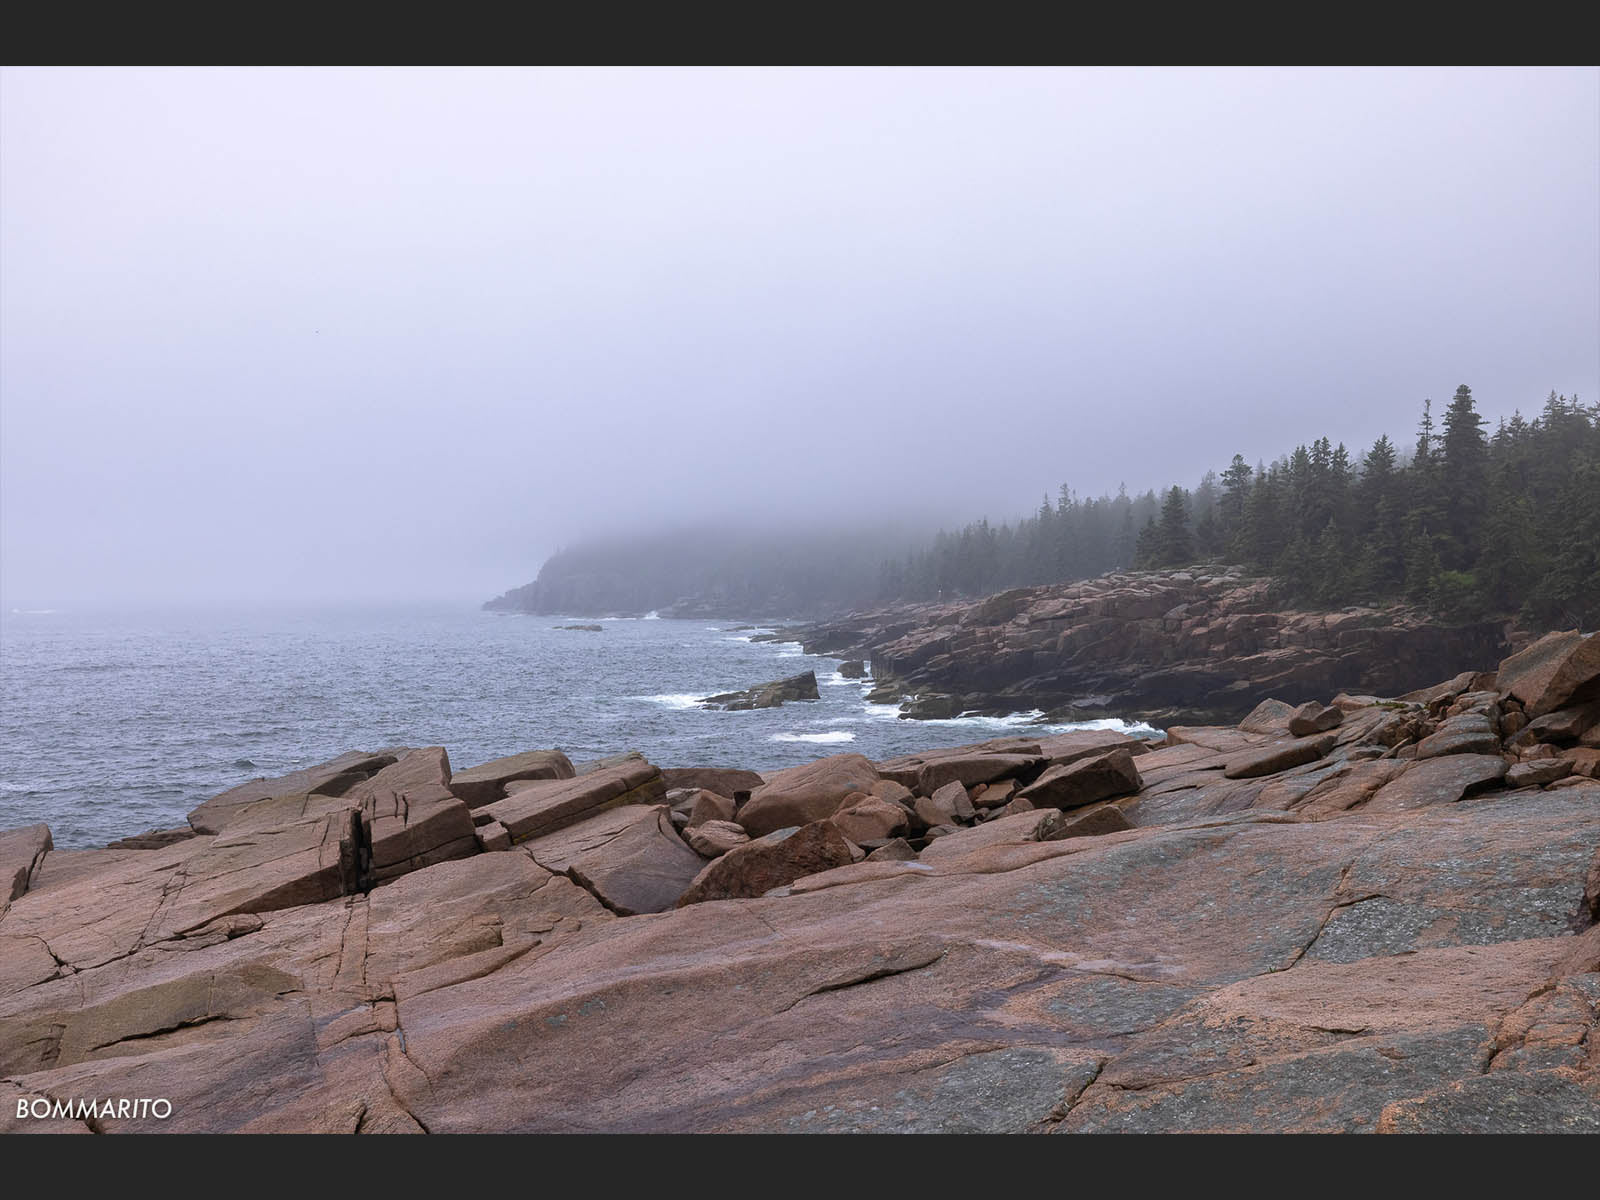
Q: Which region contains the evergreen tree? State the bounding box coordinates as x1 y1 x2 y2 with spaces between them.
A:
1153 486 1193 567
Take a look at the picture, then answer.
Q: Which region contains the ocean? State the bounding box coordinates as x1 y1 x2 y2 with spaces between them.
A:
0 606 1157 848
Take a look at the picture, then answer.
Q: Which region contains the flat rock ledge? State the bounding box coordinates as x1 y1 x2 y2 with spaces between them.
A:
2 632 1598 1132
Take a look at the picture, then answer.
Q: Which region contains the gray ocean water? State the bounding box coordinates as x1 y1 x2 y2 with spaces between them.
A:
0 606 1156 848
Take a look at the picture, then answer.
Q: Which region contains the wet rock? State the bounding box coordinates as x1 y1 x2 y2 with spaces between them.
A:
677 822 856 905
737 753 881 838
838 660 867 679
701 672 820 711
1016 748 1142 810
448 749 575 808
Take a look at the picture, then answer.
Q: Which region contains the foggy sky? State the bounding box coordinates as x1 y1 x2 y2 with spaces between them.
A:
2 66 1596 609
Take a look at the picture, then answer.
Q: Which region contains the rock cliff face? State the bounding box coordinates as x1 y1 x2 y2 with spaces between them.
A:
2 631 1597 1133
789 568 1512 725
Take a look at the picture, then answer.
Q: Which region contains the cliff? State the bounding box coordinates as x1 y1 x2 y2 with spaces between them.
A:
785 567 1513 725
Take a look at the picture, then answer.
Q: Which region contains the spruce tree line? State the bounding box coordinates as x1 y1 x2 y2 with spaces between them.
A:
877 388 1600 630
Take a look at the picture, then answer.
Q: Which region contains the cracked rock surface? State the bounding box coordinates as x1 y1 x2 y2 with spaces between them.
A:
2 635 1599 1132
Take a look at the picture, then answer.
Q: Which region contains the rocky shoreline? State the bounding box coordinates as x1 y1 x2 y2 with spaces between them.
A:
775 567 1514 727
1 628 1597 1132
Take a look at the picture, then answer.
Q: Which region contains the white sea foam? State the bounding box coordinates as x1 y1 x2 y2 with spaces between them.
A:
640 693 705 710
771 731 856 744
643 610 661 620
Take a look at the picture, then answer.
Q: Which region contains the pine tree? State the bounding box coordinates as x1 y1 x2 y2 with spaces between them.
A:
1438 384 1488 570
1154 486 1193 567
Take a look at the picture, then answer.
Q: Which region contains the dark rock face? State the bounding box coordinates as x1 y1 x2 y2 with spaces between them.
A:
700 671 821 711
4 644 1600 1133
785 569 1510 724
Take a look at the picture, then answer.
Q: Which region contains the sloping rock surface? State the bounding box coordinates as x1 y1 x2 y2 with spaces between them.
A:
4 646 1599 1133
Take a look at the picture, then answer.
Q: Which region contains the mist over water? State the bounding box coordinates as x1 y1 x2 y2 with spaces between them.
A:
0 607 1156 848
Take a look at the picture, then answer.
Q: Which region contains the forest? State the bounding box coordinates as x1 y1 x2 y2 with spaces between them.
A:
876 389 1600 630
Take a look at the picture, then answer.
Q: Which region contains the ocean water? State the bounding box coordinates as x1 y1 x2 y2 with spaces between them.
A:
0 606 1157 849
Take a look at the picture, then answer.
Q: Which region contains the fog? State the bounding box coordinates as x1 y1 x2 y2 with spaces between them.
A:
2 67 1596 609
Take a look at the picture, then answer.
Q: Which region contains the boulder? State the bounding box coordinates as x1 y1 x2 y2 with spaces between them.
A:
1415 713 1501 760
187 750 399 834
1035 729 1148 766
875 742 1044 794
1240 699 1297 735
1497 631 1600 718
345 748 478 884
827 795 910 844
994 795 1037 818
486 759 666 842
447 749 575 808
701 672 820 711
1365 754 1510 812
1526 700 1600 745
864 838 917 862
838 660 867 679
1 823 52 906
1016 748 1142 809
686 790 737 827
687 821 750 858
660 767 765 798
474 821 512 852
1223 734 1336 780
1506 760 1573 790
677 822 856 905
1288 702 1344 737
522 805 705 916
1561 747 1600 779
915 781 975 827
737 754 881 838
972 779 1018 809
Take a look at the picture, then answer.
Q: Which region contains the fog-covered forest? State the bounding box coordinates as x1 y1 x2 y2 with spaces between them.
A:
490 388 1599 629
880 388 1599 629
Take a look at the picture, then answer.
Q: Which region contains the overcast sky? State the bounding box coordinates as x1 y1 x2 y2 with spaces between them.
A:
2 67 1596 609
